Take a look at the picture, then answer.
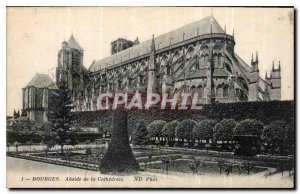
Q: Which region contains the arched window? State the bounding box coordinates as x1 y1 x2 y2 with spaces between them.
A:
161 55 168 67
139 75 145 85
174 88 178 94
166 66 171 75
109 83 114 90
118 79 122 89
200 44 209 53
190 85 196 93
216 85 223 97
185 86 190 93
213 42 222 50
204 54 209 68
128 78 132 86
200 44 209 68
218 53 223 68
200 54 205 68
223 85 229 97
213 53 218 68
197 85 203 97
186 47 194 61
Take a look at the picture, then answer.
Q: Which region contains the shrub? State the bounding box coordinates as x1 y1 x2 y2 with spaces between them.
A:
175 119 196 146
162 120 179 144
262 120 287 154
213 119 237 146
194 119 217 144
132 120 148 146
147 120 166 141
234 119 264 136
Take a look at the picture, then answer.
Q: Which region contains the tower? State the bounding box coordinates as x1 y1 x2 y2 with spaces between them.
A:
147 35 157 97
56 35 84 100
248 52 260 101
268 61 281 100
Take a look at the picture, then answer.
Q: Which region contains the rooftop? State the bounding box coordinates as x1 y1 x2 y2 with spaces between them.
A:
26 74 54 88
89 15 225 72
68 35 83 50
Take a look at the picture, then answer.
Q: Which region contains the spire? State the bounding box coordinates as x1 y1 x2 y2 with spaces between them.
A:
232 28 234 37
224 25 226 34
256 51 258 62
278 61 281 70
272 61 275 70
251 53 254 64
210 24 213 34
68 35 83 50
134 37 139 45
150 34 155 53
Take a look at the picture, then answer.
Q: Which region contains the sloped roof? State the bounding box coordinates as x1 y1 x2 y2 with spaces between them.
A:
26 74 53 88
68 35 83 50
89 15 225 72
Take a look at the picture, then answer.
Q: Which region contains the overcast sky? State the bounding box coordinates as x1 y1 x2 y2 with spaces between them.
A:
7 7 294 116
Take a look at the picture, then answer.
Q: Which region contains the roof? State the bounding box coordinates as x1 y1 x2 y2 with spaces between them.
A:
68 35 83 50
89 15 225 72
26 74 54 88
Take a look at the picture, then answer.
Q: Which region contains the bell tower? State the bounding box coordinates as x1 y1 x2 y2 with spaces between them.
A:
56 35 84 99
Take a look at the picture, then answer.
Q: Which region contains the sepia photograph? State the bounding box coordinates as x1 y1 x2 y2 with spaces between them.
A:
6 6 295 188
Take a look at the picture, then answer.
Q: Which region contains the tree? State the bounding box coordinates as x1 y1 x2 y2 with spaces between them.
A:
21 110 27 117
190 156 202 174
13 141 20 153
242 161 255 175
27 140 33 152
42 123 57 155
194 119 217 144
213 119 237 149
47 80 75 154
234 119 264 136
176 119 196 146
216 158 226 175
286 118 295 155
98 124 111 138
162 120 179 145
132 120 148 147
100 108 140 174
224 163 234 177
262 120 287 155
147 120 166 142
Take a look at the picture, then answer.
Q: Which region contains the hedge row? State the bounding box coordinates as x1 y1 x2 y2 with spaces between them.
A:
73 101 295 133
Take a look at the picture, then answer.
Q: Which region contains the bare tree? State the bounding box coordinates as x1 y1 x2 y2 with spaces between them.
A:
216 159 226 175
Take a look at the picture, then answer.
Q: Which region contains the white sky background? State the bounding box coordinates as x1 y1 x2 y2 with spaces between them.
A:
6 7 294 116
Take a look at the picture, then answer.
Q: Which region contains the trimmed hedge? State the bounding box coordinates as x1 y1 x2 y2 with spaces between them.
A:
7 131 102 144
73 101 294 131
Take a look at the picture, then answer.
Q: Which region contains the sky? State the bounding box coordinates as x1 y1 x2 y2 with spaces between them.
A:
6 7 294 116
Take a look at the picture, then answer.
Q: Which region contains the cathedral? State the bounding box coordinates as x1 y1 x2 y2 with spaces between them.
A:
22 15 281 121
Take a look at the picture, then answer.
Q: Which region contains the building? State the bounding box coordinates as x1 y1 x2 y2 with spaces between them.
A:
22 73 56 123
24 15 281 117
